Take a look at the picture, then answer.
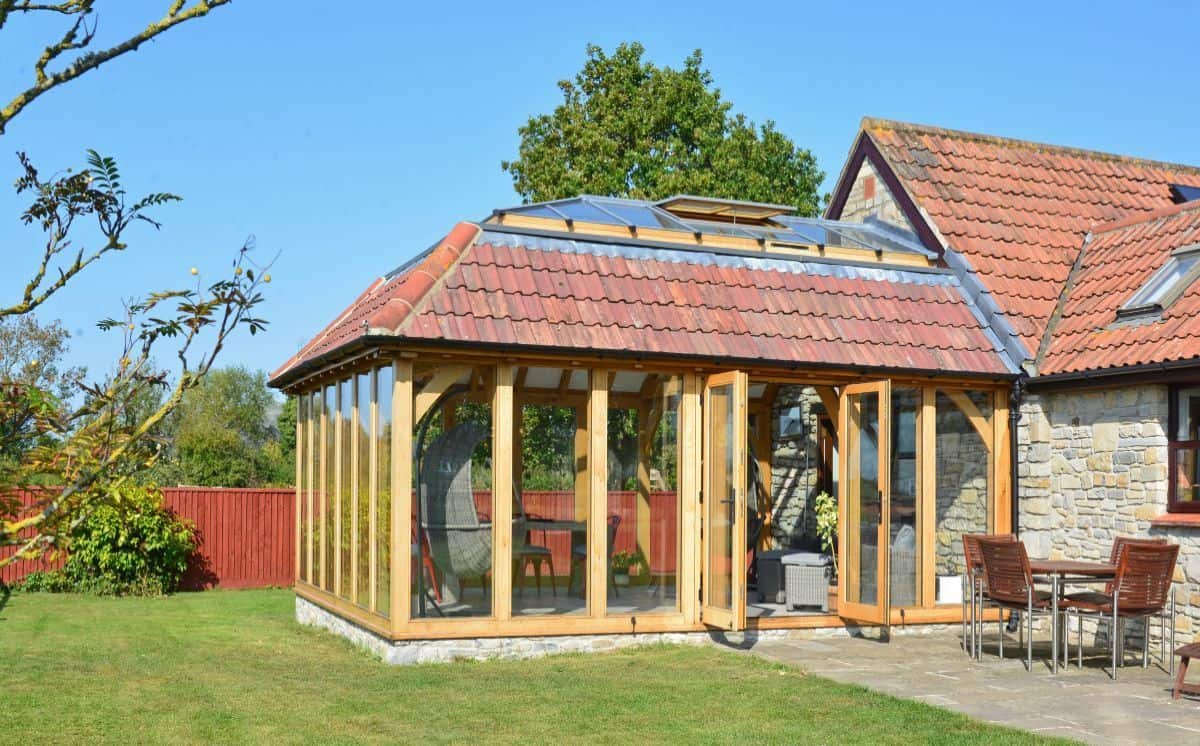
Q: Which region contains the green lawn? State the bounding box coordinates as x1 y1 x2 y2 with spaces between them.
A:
0 589 1066 744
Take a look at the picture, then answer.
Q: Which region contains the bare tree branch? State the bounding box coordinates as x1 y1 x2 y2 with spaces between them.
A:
0 0 232 134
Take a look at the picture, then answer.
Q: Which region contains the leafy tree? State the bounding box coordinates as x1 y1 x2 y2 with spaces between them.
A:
502 42 824 215
0 1 272 568
0 315 85 462
153 367 292 488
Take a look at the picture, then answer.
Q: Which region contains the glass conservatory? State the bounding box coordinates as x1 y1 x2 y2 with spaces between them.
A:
273 195 1017 645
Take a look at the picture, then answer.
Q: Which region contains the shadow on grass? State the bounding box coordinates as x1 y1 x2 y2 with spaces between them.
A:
0 581 10 620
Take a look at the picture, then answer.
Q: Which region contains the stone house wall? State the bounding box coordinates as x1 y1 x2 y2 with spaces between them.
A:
836 157 917 234
1018 384 1198 645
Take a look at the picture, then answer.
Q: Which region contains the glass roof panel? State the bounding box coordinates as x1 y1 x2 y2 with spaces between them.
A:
587 198 692 230
545 199 622 224
507 205 566 220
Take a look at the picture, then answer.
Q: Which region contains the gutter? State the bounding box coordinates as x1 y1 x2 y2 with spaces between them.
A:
1009 377 1024 537
1028 356 1200 389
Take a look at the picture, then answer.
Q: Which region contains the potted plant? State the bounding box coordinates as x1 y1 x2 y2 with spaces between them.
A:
610 549 648 587
813 491 839 611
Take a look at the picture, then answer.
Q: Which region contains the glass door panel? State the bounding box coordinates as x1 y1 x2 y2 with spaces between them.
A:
838 381 890 626
702 371 747 630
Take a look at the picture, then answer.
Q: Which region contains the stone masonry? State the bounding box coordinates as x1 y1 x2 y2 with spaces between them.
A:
1018 384 1196 646
836 157 917 234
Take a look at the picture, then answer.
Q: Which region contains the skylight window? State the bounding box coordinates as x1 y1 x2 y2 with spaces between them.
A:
1117 244 1200 319
1170 184 1200 204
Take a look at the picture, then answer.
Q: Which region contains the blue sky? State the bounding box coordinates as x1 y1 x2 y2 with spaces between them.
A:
3 1 1198 391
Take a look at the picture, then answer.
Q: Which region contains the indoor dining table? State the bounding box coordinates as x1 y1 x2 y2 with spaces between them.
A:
1029 559 1117 673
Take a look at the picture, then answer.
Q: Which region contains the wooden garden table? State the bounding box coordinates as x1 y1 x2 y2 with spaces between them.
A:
1029 560 1117 673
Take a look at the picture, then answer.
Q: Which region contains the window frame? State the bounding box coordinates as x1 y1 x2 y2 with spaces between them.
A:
1168 384 1200 513
1117 244 1200 320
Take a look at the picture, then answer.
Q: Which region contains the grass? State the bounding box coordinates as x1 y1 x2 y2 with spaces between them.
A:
0 589 1068 744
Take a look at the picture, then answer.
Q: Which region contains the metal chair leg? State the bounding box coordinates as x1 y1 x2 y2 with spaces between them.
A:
1143 617 1150 668
1027 594 1034 672
1171 590 1177 676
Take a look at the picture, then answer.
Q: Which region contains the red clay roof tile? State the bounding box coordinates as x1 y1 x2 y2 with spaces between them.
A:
1039 199 1200 375
859 119 1200 357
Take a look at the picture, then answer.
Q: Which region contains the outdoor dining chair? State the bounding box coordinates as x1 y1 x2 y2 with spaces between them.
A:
962 533 1016 659
977 537 1057 672
1064 541 1179 678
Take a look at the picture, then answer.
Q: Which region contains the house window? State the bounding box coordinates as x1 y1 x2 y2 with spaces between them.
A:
1118 245 1200 319
1170 386 1200 512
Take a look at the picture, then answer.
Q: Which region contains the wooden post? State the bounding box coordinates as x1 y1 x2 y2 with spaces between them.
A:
306 392 314 585
993 389 1011 535
294 395 303 584
391 360 414 633
334 383 343 599
319 388 328 591
493 364 514 621
588 369 609 616
680 374 700 624
574 403 588 522
636 405 653 572
368 369 378 613
350 377 359 605
920 386 937 608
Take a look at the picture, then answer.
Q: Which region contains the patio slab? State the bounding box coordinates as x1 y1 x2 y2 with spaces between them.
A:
741 630 1200 745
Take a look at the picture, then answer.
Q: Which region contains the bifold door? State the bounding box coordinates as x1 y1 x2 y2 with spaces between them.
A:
701 371 747 630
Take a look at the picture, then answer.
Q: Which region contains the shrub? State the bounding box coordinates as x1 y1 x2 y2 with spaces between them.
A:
20 486 196 596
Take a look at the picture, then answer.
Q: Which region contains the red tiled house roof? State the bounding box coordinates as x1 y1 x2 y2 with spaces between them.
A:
270 222 1015 386
840 119 1200 358
1038 200 1200 376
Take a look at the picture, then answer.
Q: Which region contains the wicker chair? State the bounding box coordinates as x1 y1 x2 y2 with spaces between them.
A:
417 421 526 609
962 533 1016 659
977 537 1057 671
1064 542 1179 678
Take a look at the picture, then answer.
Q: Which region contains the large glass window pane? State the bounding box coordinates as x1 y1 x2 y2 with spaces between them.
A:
309 388 324 587
511 373 589 617
935 390 992 603
338 379 352 599
322 383 336 591
297 394 310 585
355 373 371 607
707 383 736 611
606 372 681 616
411 363 495 619
1175 448 1200 505
890 388 921 608
846 391 880 606
375 366 392 617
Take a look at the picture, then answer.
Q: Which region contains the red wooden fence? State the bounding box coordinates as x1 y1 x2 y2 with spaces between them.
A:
4 487 680 590
1 487 295 590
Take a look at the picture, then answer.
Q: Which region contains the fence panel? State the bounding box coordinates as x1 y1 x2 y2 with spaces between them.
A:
2 487 296 590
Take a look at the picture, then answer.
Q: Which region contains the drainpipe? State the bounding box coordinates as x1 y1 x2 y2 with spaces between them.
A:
1009 377 1024 537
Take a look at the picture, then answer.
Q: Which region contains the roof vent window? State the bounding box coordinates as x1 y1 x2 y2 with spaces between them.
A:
1117 244 1200 320
1169 184 1200 204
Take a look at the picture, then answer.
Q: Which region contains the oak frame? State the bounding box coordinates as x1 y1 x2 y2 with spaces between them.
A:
291 347 1012 642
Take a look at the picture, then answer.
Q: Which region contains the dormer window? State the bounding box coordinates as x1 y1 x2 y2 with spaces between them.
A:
1116 243 1200 320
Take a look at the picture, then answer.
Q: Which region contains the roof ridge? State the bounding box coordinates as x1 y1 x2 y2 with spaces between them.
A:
1090 197 1200 235
365 221 481 334
861 116 1200 177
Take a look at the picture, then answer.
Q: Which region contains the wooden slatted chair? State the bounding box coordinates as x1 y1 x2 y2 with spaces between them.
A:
977 537 1057 671
962 533 1016 659
1064 541 1179 678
